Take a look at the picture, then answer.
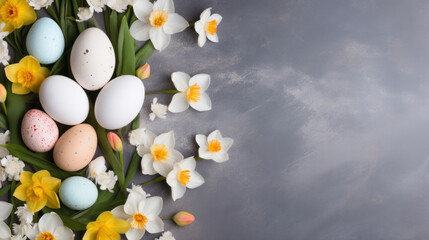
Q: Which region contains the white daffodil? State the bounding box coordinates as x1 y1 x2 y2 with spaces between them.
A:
149 97 167 121
130 0 189 51
1 155 25 181
28 0 54 10
76 7 94 22
129 128 154 146
0 130 10 158
195 8 222 47
12 222 33 237
127 184 150 198
156 231 175 240
107 0 134 12
168 72 212 113
97 170 117 192
27 212 74 240
166 157 205 201
87 0 106 12
196 130 234 163
0 38 10 66
15 204 33 224
112 185 163 240
87 156 108 183
136 130 183 176
0 201 12 240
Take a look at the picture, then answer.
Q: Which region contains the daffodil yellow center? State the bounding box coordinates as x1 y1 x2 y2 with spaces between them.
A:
208 139 222 152
26 185 44 201
187 83 201 103
205 20 218 35
149 10 168 28
17 70 35 88
131 213 148 230
152 144 169 162
37 232 55 240
178 170 191 186
5 4 17 19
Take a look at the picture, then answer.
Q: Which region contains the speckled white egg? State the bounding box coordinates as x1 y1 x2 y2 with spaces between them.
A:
39 75 89 125
26 17 65 64
59 176 98 210
70 28 115 91
95 75 145 130
21 109 58 152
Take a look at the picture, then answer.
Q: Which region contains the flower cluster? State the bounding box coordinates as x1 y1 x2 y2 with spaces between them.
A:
87 156 118 192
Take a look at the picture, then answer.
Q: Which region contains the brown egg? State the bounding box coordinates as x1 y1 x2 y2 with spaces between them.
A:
53 124 97 171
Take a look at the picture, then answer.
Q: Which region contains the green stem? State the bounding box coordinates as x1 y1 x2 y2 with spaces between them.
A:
162 217 173 220
146 90 179 95
2 102 6 115
189 22 195 27
195 156 201 160
9 180 16 229
140 176 166 187
119 151 124 170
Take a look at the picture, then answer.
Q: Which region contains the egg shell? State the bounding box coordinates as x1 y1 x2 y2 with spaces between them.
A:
70 27 115 91
95 75 145 130
26 17 65 64
39 75 89 125
53 124 97 171
21 109 58 152
59 176 98 210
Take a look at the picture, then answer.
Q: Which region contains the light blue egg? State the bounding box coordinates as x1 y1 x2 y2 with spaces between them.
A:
59 176 98 210
26 17 64 64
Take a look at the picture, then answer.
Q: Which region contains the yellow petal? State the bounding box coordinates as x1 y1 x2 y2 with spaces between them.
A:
82 229 98 240
41 176 61 192
45 190 60 209
32 170 50 183
97 211 114 222
20 56 39 70
107 216 131 234
39 66 50 78
97 227 120 240
13 183 29 201
5 63 20 83
1 22 15 33
16 1 36 25
27 196 47 212
12 83 30 95
19 171 33 184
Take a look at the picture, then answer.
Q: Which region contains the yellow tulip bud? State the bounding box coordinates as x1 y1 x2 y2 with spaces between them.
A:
173 211 195 226
107 132 123 152
136 63 150 79
0 83 6 103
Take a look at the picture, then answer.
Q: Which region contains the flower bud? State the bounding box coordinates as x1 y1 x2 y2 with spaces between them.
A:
107 132 123 152
173 211 195 226
136 63 150 79
0 83 6 103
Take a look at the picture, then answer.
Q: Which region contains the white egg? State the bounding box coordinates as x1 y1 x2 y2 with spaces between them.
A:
95 75 145 130
39 75 89 125
70 28 115 91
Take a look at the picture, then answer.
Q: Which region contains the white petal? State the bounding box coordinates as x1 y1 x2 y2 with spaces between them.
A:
207 32 219 43
145 216 164 233
171 71 190 91
200 8 211 22
153 160 173 177
153 0 174 13
0 222 11 239
126 228 145 240
179 157 196 171
189 92 212 111
211 151 229 163
222 137 234 152
130 21 151 41
166 168 179 187
142 196 163 215
194 20 204 34
208 13 222 25
149 27 171 51
154 131 175 148
39 212 62 233
163 13 189 35
53 226 74 240
187 171 205 189
189 73 210 92
199 148 212 160
124 194 143 216
111 205 129 220
129 128 156 147
198 33 207 47
195 134 208 148
168 93 189 113
133 0 153 21
141 154 157 175
137 144 150 157
207 129 222 142
0 201 12 220
171 184 186 201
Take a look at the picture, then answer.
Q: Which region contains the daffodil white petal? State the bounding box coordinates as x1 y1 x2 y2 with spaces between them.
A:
126 227 145 240
199 148 211 160
0 201 12 220
124 193 142 216
179 157 196 171
153 0 174 13
112 205 129 220
142 196 163 216
150 27 171 51
53 226 74 240
222 137 234 152
189 73 210 92
208 129 222 141
142 154 157 175
0 222 11 239
194 20 204 34
195 134 208 148
163 13 189 35
187 171 205 189
39 212 62 233
200 8 211 22
133 0 153 21
137 144 151 157
130 21 151 41
198 33 207 47
153 160 174 177
166 169 178 186
189 92 212 111
208 13 223 25
207 32 219 43
211 151 229 163
171 183 186 201
168 93 189 113
129 128 157 146
154 131 175 149
145 215 164 233
171 71 191 91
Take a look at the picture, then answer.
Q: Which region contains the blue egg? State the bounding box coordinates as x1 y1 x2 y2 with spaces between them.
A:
26 17 64 64
59 176 98 210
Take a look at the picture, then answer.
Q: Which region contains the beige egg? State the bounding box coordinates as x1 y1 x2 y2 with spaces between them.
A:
53 124 97 171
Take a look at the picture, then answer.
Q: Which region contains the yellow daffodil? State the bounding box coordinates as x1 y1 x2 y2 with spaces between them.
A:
5 55 50 95
13 170 61 213
83 211 131 240
0 0 36 33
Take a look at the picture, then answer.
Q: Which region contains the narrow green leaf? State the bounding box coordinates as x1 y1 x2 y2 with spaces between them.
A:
0 184 10 198
0 113 8 129
4 80 26 145
109 11 119 70
116 19 125 76
60 214 87 231
135 41 155 68
118 16 136 75
71 0 84 33
131 113 139 130
124 151 140 188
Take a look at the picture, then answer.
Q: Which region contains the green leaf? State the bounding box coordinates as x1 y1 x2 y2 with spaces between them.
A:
0 113 8 129
124 151 140 188
60 214 87 231
131 113 139 130
0 184 10 198
109 11 119 71
4 80 26 145
71 0 84 33
117 16 136 76
135 41 155 68
50 53 66 75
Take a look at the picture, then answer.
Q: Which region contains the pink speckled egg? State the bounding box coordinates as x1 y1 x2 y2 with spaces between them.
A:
21 109 59 152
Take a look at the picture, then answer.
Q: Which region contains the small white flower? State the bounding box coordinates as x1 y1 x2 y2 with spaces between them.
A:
127 184 149 198
97 170 117 192
1 155 25 181
0 39 10 66
87 0 106 12
194 8 222 47
87 156 108 183
129 128 154 146
0 166 6 188
136 130 183 177
168 72 212 113
15 204 34 224
11 235 26 240
196 130 233 163
12 222 33 237
0 201 13 239
130 0 189 51
156 231 176 240
0 130 10 157
27 0 54 10
149 98 167 121
27 212 74 240
106 0 133 12
112 185 163 240
76 7 94 22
